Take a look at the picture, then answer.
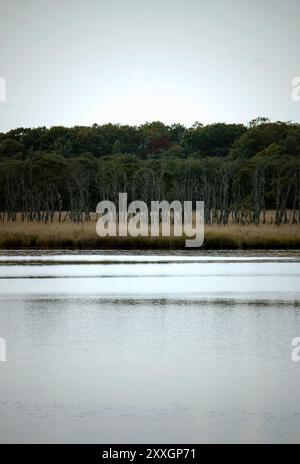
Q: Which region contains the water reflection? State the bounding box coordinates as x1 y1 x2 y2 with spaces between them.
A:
0 252 300 443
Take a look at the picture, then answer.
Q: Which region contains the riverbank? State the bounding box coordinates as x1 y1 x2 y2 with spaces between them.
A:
1 220 300 250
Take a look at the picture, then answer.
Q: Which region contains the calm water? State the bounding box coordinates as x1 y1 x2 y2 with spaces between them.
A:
0 250 300 444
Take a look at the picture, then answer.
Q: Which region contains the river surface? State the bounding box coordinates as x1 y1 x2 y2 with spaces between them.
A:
0 250 300 443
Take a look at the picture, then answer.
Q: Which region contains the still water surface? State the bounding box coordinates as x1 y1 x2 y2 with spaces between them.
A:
0 250 300 443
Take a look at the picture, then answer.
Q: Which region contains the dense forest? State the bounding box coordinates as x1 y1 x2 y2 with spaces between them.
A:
0 117 300 225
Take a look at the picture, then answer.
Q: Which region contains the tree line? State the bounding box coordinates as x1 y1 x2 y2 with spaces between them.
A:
0 117 300 225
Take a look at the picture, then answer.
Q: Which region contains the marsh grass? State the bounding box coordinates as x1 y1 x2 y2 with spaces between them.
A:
0 217 300 249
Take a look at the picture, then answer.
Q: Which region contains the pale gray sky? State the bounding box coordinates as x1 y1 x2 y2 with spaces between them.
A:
0 0 300 132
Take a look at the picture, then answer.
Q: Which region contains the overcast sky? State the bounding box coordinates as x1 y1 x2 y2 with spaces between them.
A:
0 0 300 132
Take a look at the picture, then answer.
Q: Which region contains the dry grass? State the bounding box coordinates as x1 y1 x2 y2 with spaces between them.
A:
205 224 300 249
0 220 183 249
0 218 300 249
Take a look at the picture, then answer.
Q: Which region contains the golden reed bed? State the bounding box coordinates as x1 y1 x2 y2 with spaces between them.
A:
0 217 300 249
